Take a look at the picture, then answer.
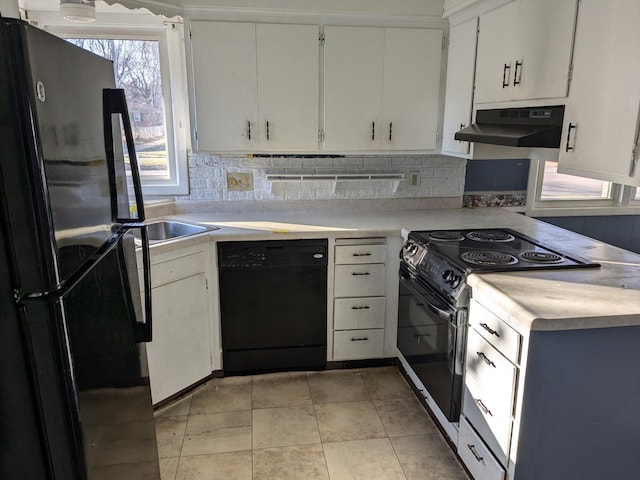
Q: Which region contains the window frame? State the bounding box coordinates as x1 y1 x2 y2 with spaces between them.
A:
527 158 640 216
44 18 189 196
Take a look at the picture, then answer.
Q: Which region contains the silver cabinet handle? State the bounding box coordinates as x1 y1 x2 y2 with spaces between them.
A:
467 444 484 462
351 305 371 310
476 351 496 368
352 253 372 257
476 398 493 416
479 322 500 337
350 337 369 342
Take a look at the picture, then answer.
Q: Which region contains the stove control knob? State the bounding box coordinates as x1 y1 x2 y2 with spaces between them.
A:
442 270 454 282
450 275 462 288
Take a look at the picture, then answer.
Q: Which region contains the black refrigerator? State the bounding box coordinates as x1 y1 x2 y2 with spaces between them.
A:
0 18 159 479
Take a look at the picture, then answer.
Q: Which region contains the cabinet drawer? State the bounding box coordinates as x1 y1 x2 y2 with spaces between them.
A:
458 416 506 480
334 264 386 297
140 251 207 290
469 299 521 364
335 244 387 264
333 329 384 360
463 375 512 466
465 329 517 408
334 297 385 330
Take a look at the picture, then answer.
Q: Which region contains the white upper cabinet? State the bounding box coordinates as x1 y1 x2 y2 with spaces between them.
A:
382 28 443 151
190 21 258 151
323 26 442 152
256 24 319 151
442 18 478 155
323 26 384 151
558 0 640 187
189 22 319 152
474 0 578 104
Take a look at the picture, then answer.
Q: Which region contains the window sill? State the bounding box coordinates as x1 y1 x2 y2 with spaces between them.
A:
526 204 640 217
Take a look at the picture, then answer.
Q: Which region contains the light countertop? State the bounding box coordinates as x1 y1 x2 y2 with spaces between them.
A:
149 206 640 332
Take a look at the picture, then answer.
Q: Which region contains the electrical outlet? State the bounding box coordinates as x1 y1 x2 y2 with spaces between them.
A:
227 172 253 191
409 171 420 187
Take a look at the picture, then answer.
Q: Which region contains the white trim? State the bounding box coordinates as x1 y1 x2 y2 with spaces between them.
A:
444 0 514 25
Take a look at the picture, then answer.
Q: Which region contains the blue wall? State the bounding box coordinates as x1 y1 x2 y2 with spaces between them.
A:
536 215 640 254
464 159 530 192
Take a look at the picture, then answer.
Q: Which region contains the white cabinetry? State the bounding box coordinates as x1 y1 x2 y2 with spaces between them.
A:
458 298 522 478
442 18 478 155
142 243 213 404
323 26 442 151
189 21 319 152
557 0 640 186
474 0 577 104
332 240 387 360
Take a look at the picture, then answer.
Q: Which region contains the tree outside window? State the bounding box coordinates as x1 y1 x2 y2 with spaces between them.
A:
67 38 169 177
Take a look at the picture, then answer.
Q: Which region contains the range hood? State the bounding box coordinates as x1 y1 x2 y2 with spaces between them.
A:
455 106 564 148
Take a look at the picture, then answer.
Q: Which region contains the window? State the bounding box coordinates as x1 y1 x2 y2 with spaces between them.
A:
47 20 188 196
66 38 170 179
539 161 612 200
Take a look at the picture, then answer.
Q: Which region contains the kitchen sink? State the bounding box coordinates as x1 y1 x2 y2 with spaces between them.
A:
133 220 217 244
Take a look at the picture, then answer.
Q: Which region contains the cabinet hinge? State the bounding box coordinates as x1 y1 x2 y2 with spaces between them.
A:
319 32 325 45
567 64 574 91
194 129 198 141
442 34 446 49
205 278 209 290
318 130 325 143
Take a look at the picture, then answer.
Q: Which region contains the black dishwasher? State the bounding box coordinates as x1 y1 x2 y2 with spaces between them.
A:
218 239 328 373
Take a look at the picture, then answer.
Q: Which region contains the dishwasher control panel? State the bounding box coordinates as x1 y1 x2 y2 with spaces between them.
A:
218 239 328 268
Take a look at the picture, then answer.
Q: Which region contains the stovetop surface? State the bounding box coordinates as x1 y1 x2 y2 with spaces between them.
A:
409 228 600 273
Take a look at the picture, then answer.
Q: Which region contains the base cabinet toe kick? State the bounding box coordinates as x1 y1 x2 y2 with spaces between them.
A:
457 297 640 480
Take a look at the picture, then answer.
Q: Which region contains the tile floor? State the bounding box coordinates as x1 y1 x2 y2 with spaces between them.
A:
154 366 470 480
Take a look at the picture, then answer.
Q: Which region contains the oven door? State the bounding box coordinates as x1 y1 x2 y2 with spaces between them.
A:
397 270 465 422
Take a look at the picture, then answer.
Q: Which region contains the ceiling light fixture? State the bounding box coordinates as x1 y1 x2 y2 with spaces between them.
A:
60 0 96 23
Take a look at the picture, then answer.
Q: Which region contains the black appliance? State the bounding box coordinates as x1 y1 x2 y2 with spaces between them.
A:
0 18 156 480
218 239 328 373
455 106 564 147
397 228 599 423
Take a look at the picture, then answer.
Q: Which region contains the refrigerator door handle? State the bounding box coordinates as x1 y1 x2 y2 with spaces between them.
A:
123 223 153 343
103 88 146 223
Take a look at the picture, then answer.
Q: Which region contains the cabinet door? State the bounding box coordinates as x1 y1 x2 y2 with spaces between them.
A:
190 21 258 151
442 19 478 155
256 24 319 151
323 26 384 151
146 273 211 403
474 1 519 104
558 0 640 186
512 0 577 101
381 28 442 151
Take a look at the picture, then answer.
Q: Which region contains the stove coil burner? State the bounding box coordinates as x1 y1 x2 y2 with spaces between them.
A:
467 230 516 243
426 231 465 242
519 251 564 264
461 250 518 267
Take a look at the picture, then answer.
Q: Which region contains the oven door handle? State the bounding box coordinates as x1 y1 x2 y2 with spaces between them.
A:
399 276 453 322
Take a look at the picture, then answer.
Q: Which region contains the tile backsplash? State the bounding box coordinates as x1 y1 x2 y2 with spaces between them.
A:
185 154 467 202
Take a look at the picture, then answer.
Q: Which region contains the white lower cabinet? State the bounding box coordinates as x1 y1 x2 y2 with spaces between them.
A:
459 416 506 480
459 299 521 479
142 244 213 404
332 240 387 360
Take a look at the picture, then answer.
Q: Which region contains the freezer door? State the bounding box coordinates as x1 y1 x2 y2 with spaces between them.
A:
21 23 136 284
19 234 158 480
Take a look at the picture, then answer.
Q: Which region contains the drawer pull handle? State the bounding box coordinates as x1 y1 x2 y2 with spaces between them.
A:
350 337 369 342
476 398 493 416
476 351 496 368
479 322 500 337
352 253 372 257
467 444 484 462
351 272 371 276
351 306 371 310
